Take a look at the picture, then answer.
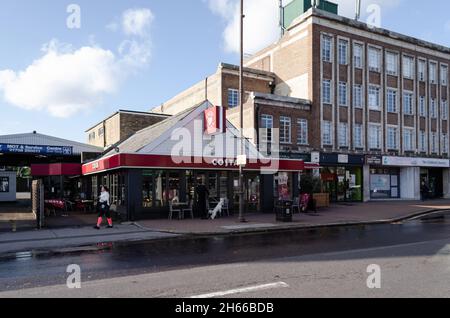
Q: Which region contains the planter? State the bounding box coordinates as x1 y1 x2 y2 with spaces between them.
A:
313 193 330 208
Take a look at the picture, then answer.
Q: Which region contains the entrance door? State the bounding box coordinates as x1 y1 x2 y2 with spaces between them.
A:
246 174 260 212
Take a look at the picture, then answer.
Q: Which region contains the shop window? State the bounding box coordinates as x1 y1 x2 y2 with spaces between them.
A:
0 177 9 192
370 168 400 199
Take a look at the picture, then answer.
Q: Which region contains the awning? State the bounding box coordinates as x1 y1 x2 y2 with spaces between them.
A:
82 153 308 175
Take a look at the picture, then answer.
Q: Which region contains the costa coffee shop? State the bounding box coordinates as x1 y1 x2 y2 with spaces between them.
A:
82 101 313 220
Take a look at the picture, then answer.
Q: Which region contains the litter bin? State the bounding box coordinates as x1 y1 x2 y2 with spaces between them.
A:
275 200 293 222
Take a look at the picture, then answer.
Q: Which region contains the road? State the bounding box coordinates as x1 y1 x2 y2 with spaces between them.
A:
0 211 449 298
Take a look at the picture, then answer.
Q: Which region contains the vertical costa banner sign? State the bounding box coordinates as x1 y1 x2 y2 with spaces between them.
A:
204 106 226 135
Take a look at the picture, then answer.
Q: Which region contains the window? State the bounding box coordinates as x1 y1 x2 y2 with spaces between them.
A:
431 132 438 153
441 100 448 120
387 89 397 113
418 60 426 82
403 92 414 115
354 124 363 148
280 116 291 144
402 56 414 79
430 63 437 84
339 122 348 147
339 82 348 106
338 39 348 65
260 114 273 144
387 127 398 150
297 119 308 145
88 132 96 141
323 121 333 145
368 47 381 72
322 80 332 104
98 127 104 137
430 98 437 118
228 89 239 108
441 65 448 86
419 96 426 117
322 35 332 62
442 134 448 154
368 85 381 110
369 124 382 149
0 177 9 193
354 44 363 68
419 130 427 153
386 52 398 75
353 85 363 108
403 128 414 152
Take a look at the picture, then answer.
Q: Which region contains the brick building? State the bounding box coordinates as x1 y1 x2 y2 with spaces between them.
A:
151 3 450 202
86 110 170 149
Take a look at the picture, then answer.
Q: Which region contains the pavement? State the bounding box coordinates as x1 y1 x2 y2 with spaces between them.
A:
135 199 450 235
1 199 450 256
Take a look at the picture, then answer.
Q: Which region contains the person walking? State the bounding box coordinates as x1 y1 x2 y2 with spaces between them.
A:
196 180 210 219
94 186 113 229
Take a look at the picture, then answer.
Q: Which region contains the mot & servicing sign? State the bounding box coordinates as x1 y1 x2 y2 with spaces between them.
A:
0 144 73 156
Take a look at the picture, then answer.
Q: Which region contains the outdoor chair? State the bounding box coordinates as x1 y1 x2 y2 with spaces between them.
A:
221 198 230 217
169 201 182 220
182 200 194 220
292 197 300 214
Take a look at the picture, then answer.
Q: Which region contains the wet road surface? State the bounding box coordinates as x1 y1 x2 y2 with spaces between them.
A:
0 211 449 295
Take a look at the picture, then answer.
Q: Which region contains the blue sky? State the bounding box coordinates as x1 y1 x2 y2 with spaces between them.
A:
1 0 450 143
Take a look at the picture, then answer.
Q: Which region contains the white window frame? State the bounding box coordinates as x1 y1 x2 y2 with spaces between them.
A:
387 126 399 150
339 82 348 106
353 43 363 69
280 116 292 144
368 85 381 110
338 122 349 147
418 59 427 82
442 134 449 154
369 124 382 150
431 132 438 154
227 89 239 108
402 55 415 79
338 39 348 65
353 84 363 108
368 47 381 72
386 52 398 76
430 98 437 118
403 91 414 115
430 62 438 84
260 114 273 145
323 121 333 146
419 130 427 153
419 96 426 117
441 64 448 86
297 119 309 146
441 99 448 120
354 124 363 148
387 89 397 113
322 35 332 63
403 128 415 152
322 79 332 104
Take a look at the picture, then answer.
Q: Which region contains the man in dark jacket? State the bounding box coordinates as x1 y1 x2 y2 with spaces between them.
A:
196 180 210 219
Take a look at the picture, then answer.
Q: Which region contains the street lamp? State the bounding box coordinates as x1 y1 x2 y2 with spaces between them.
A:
238 0 246 223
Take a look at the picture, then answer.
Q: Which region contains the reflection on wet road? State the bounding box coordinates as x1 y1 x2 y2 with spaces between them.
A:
1 211 449 292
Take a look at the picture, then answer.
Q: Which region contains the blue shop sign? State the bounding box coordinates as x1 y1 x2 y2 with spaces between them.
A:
0 144 73 156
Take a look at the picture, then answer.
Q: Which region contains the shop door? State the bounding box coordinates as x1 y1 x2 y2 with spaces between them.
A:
246 174 260 212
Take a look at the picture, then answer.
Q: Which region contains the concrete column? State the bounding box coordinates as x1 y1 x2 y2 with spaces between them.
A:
400 167 421 200
363 164 371 202
442 169 450 199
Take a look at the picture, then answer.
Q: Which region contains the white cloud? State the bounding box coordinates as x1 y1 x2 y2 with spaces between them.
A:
0 7 155 118
122 8 154 37
206 0 402 55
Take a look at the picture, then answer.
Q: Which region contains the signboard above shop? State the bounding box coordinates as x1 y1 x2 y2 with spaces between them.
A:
382 156 450 168
0 144 73 156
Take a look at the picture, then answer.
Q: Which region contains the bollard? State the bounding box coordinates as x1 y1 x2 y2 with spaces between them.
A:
11 220 17 232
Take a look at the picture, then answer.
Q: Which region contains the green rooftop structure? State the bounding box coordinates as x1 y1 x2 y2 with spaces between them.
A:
283 0 338 29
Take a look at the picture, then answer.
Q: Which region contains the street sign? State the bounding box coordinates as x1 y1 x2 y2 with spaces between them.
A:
237 155 247 166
